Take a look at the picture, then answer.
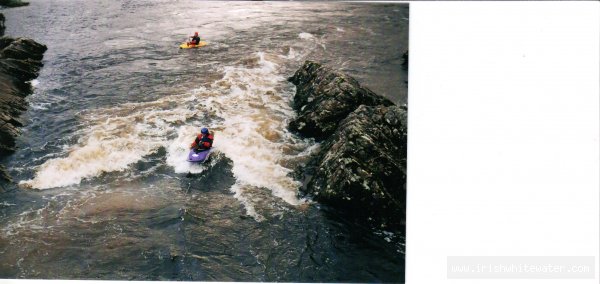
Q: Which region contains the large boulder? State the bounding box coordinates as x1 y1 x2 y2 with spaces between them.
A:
289 61 408 229
288 61 393 140
302 105 407 228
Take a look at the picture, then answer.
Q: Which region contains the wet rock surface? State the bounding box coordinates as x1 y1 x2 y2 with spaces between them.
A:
0 1 30 8
288 61 393 141
0 13 5 37
0 36 47 181
290 61 407 229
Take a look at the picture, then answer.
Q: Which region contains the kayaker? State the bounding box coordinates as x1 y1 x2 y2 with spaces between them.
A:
188 32 201 46
191 127 213 151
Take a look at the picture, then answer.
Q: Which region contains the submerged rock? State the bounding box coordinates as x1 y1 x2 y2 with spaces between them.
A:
290 61 407 228
0 36 47 181
288 61 393 140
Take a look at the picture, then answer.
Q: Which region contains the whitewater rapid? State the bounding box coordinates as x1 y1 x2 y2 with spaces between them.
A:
20 48 318 219
1 2 408 280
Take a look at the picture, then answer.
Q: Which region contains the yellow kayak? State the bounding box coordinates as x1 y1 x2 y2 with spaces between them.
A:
179 41 208 49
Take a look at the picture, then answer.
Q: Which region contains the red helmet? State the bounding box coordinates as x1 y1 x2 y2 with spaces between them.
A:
194 32 199 36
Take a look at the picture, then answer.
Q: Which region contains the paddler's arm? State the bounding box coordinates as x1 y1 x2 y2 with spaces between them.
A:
190 137 200 149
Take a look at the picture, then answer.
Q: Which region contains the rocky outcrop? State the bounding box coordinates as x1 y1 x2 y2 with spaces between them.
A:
303 105 407 227
0 36 47 181
0 13 5 37
288 61 393 141
290 61 407 229
0 1 30 8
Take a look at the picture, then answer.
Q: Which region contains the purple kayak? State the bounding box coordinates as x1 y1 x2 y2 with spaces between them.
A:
188 148 211 163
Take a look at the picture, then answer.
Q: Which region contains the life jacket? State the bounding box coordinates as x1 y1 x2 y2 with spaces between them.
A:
191 35 200 45
192 133 213 149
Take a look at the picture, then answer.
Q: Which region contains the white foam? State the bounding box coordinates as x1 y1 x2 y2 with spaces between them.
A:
21 50 316 219
30 102 51 110
256 51 277 73
216 119 303 205
30 79 40 87
279 47 298 60
230 184 265 222
298 32 314 40
20 129 163 189
165 125 207 174
20 92 200 189
204 52 313 206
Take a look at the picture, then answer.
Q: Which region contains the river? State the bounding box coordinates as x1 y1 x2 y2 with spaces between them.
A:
0 0 407 281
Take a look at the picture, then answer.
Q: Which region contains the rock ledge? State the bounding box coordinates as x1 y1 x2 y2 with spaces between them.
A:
290 61 407 228
288 61 393 141
0 36 47 182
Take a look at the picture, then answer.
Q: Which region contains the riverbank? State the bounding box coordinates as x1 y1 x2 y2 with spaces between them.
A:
0 15 47 182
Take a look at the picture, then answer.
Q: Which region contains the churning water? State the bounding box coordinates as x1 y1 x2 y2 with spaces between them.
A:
1 0 407 281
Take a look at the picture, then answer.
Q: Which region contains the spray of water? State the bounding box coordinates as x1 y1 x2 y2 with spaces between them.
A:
20 51 316 220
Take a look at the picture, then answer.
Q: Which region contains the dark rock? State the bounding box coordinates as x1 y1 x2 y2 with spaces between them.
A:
0 37 47 61
0 165 11 183
0 58 44 82
0 13 5 37
0 36 46 182
0 1 30 8
288 61 408 229
0 37 14 50
302 105 407 228
288 61 393 140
